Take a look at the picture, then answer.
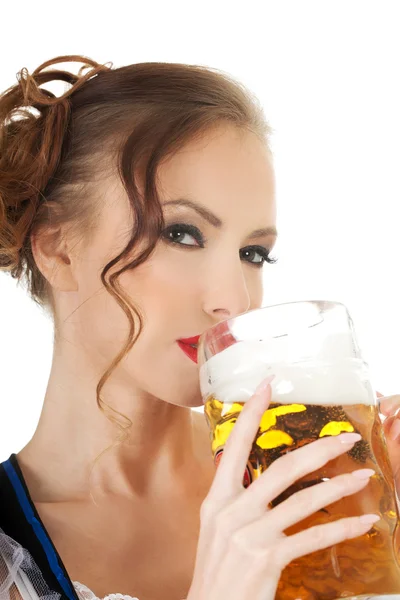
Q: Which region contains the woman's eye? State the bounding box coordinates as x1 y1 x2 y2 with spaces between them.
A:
161 226 277 267
162 224 204 247
240 246 277 268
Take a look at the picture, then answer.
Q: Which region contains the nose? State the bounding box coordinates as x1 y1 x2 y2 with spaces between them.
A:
202 260 251 321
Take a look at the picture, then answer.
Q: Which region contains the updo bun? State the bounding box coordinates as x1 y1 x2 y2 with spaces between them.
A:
0 55 110 277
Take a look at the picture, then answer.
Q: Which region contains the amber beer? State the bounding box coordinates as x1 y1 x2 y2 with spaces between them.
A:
204 393 400 598
199 303 400 598
199 324 400 600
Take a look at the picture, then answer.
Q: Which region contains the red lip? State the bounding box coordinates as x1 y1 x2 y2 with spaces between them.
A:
179 335 201 345
177 341 198 363
177 334 201 364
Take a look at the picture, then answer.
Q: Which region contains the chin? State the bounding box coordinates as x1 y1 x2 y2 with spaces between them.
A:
168 392 204 409
158 364 203 408
187 395 204 409
161 381 204 409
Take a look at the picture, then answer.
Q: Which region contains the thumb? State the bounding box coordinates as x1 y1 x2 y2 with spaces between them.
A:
383 416 400 493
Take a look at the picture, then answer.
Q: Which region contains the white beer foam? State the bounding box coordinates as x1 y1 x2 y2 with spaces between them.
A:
199 340 375 406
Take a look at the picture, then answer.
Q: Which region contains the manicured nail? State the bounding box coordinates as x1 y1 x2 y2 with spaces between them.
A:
337 432 362 444
254 375 275 396
359 514 380 525
352 468 375 480
389 419 400 442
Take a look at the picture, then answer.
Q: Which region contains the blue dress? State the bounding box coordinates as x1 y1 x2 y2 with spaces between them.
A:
0 453 79 600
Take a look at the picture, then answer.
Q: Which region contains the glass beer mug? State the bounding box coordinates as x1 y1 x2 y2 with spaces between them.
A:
198 301 400 600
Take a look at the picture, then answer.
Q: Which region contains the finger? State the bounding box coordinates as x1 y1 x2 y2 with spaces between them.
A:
242 432 362 512
383 415 400 442
382 416 400 493
209 375 274 493
280 514 380 566
379 395 400 418
258 469 374 537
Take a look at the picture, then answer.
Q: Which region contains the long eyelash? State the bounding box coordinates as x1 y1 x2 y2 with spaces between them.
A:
239 245 278 268
249 246 278 265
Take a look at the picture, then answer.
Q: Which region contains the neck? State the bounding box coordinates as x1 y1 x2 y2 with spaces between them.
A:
17 344 209 504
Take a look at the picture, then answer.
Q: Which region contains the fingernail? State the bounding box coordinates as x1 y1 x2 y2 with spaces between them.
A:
352 468 375 480
389 419 400 442
254 375 275 396
337 432 362 444
359 514 380 525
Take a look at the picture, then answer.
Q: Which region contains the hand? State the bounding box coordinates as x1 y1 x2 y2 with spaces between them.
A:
187 377 378 600
378 391 400 493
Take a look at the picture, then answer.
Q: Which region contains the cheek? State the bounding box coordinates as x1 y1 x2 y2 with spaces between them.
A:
70 256 138 363
78 291 132 359
246 271 264 310
121 251 203 309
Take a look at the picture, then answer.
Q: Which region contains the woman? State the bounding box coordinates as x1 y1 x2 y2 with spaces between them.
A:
0 54 398 600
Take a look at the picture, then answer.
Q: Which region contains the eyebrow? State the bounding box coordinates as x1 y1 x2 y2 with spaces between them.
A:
163 198 278 239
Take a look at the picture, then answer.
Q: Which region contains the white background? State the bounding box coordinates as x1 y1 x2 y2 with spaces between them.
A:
0 0 399 461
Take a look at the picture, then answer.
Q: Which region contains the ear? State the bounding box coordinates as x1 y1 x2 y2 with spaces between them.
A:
30 223 79 292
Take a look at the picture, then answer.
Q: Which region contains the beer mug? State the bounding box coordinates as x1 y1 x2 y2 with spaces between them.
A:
198 301 400 599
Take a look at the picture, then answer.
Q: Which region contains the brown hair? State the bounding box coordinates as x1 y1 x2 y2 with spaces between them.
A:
0 54 271 466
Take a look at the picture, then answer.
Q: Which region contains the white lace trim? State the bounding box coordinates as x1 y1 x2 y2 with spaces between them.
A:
73 581 140 600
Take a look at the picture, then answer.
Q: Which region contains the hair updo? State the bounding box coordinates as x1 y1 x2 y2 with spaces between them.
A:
0 54 271 459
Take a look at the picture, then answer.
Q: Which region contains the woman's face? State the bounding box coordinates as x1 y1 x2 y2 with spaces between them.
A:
64 124 277 408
